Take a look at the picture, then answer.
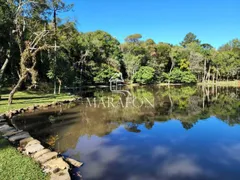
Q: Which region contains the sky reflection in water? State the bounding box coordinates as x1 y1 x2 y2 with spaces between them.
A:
64 117 240 180
14 86 240 180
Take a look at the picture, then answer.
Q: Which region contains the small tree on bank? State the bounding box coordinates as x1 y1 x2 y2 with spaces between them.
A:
8 0 55 104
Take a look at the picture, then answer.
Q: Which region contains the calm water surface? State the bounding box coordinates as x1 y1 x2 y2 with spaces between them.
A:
15 86 240 180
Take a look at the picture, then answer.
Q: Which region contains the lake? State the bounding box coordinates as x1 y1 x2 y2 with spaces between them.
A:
14 86 240 180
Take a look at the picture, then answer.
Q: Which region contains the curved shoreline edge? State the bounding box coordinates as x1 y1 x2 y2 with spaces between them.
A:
0 97 83 180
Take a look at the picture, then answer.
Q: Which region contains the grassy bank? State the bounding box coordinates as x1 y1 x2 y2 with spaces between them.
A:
0 136 48 180
127 81 240 87
198 80 240 87
0 91 75 114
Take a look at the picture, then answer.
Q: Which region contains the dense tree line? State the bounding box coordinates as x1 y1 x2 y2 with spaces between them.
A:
1 1 240 104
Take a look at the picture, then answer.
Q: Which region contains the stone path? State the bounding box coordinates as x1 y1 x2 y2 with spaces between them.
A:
0 99 84 180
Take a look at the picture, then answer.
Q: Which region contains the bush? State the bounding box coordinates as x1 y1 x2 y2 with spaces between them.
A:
168 69 197 84
133 66 155 84
94 64 119 84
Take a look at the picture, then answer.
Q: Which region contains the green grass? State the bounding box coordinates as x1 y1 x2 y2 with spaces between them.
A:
0 91 75 114
0 136 49 180
198 80 240 87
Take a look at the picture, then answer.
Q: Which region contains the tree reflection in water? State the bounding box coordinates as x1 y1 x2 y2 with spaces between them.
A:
13 86 240 179
13 86 240 149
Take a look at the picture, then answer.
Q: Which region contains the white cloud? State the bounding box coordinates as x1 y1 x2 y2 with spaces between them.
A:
152 146 169 157
222 143 240 162
158 155 203 178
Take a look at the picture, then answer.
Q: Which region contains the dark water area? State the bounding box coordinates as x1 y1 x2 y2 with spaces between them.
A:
14 86 240 180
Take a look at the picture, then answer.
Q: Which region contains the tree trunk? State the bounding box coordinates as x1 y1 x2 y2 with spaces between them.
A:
212 73 215 84
57 77 62 94
0 52 10 81
207 67 211 84
8 75 27 105
53 8 57 95
168 93 173 115
202 86 205 109
0 50 10 100
202 59 207 83
168 61 174 87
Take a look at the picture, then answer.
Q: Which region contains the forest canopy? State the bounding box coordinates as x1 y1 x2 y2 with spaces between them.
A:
1 0 240 104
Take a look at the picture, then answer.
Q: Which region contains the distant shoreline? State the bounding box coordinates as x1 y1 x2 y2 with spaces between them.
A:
63 81 240 89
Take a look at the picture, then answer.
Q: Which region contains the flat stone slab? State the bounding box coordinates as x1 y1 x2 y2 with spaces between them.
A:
19 137 34 147
36 152 58 164
0 125 15 133
3 130 23 137
42 157 69 171
24 143 44 155
32 149 51 159
65 158 83 167
0 127 15 134
0 115 5 119
0 124 10 129
50 169 71 180
0 118 6 122
0 122 7 126
25 139 41 148
8 132 30 142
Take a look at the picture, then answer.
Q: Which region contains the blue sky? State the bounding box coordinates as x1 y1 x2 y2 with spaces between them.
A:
64 0 240 48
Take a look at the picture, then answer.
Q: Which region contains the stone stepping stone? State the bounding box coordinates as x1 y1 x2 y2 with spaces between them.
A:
50 169 70 180
25 139 40 148
36 152 58 164
0 124 11 131
65 158 83 167
0 122 7 126
0 124 10 129
42 157 69 171
19 137 34 147
0 125 15 133
32 149 51 159
0 118 6 122
3 130 23 137
24 144 44 155
8 132 30 142
0 121 5 125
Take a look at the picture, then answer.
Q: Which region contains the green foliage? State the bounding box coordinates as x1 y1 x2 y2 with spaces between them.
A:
148 43 172 81
168 69 197 83
93 64 119 83
145 39 156 46
0 0 240 92
125 34 142 43
133 66 155 84
180 32 201 47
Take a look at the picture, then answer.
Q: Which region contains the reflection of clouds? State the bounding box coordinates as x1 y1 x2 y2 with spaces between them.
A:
127 175 156 180
222 143 240 162
82 145 122 179
63 126 228 180
64 135 123 179
169 135 187 145
126 154 208 180
65 135 211 180
159 155 203 178
138 134 153 139
65 135 109 156
152 146 169 157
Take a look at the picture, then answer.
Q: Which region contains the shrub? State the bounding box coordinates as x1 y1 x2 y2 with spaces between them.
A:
168 69 197 84
133 66 155 84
